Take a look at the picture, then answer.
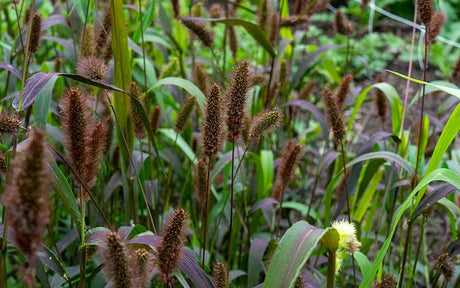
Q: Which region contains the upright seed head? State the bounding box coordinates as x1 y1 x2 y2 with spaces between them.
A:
268 12 280 46
150 105 162 134
191 1 203 17
83 122 107 195
323 87 346 144
102 232 132 288
129 247 154 288
433 252 455 282
3 129 51 261
241 112 252 146
28 13 42 54
129 82 145 139
298 79 317 100
249 110 282 142
77 56 109 82
194 64 209 94
374 73 388 123
228 26 238 59
226 61 251 141
174 97 196 133
334 10 354 36
157 208 189 283
373 274 397 288
258 0 269 31
80 25 95 57
279 59 289 88
95 9 112 56
212 263 228 288
202 84 224 156
209 4 224 19
451 57 460 83
418 0 434 25
180 19 214 47
103 33 113 63
272 140 301 202
194 158 208 203
60 87 91 178
0 112 21 134
428 12 446 44
336 74 353 111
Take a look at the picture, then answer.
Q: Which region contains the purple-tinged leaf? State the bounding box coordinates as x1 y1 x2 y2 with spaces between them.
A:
54 229 79 254
128 234 162 247
211 149 245 181
42 36 76 61
35 247 66 279
356 132 393 155
250 197 278 215
410 184 456 223
229 270 246 281
117 226 134 242
0 62 21 78
0 225 17 247
179 248 216 288
248 238 270 287
85 227 111 246
282 100 329 142
321 151 339 172
41 15 67 31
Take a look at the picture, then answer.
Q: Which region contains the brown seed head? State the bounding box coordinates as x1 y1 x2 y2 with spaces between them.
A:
323 87 345 144
95 9 112 57
175 97 196 132
77 56 109 81
0 113 21 134
4 129 51 259
336 74 353 111
269 12 280 46
374 73 388 123
170 0 180 18
228 26 238 59
129 82 145 139
103 232 132 288
194 158 208 203
194 64 208 94
249 110 282 142
373 274 397 288
202 84 225 156
157 208 189 283
28 13 42 54
298 79 317 100
103 33 113 63
83 122 107 194
80 25 95 57
451 57 460 83
280 15 309 28
226 61 250 141
334 10 354 36
433 252 455 282
212 262 227 288
258 0 269 31
130 247 154 288
279 60 289 88
428 12 446 44
418 0 434 25
209 4 224 19
272 140 301 202
150 105 162 134
360 0 369 10
180 19 214 47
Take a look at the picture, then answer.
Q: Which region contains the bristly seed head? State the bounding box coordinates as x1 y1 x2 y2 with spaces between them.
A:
334 10 354 36
336 74 353 111
226 61 251 141
170 0 180 18
417 0 434 25
428 12 446 44
0 113 21 134
249 110 282 142
76 56 109 81
258 0 269 31
80 25 95 58
103 232 132 288
150 105 162 135
194 64 209 94
194 158 208 203
373 274 397 288
95 9 112 57
129 82 145 139
433 252 455 282
323 87 346 144
175 97 196 133
272 140 301 202
202 83 225 156
180 18 214 47
157 208 189 283
28 13 42 54
212 262 227 288
209 4 224 19
374 73 388 123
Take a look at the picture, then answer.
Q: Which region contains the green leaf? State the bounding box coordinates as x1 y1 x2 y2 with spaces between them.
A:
260 150 274 197
158 129 197 164
353 168 383 222
34 75 57 128
133 2 155 43
264 221 338 288
147 77 207 112
50 162 82 229
354 251 371 277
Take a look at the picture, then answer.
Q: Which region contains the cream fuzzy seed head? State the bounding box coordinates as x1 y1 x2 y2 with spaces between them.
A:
332 220 361 254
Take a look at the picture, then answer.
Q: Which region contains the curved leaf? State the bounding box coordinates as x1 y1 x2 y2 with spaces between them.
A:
0 62 21 78
410 184 456 223
346 151 414 176
158 128 197 164
248 238 270 288
180 248 217 288
283 100 329 142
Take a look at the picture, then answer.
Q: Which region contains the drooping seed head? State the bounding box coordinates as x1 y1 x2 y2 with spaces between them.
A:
180 18 214 47
175 97 196 133
28 13 42 54
374 73 388 123
272 140 301 202
0 112 21 134
428 12 446 44
157 208 189 283
202 84 224 156
129 82 145 139
212 263 227 288
80 24 95 57
150 105 162 134
194 158 208 203
77 56 109 82
3 129 51 259
249 110 282 142
102 232 132 288
336 74 353 111
334 10 354 36
322 87 346 144
433 252 455 282
417 0 434 25
226 61 251 141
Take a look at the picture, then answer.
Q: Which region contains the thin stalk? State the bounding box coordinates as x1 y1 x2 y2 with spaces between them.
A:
221 0 229 76
345 36 350 68
164 132 179 213
398 222 413 287
326 250 336 288
201 157 211 267
79 186 86 288
409 217 427 288
226 140 235 286
138 0 148 90
265 56 276 108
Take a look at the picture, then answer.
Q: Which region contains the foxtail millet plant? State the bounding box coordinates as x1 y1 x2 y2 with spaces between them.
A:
374 73 388 125
212 262 228 288
100 232 132 288
180 19 214 48
150 105 162 135
95 9 112 56
129 247 154 288
249 110 282 142
428 12 446 44
336 74 353 111
28 13 42 54
76 56 109 82
0 113 21 134
129 82 145 139
174 97 196 133
80 25 95 58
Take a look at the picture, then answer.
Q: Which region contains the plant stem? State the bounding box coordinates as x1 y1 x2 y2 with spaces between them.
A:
79 186 86 288
201 157 211 268
398 222 413 287
409 216 427 288
326 250 336 288
226 140 235 286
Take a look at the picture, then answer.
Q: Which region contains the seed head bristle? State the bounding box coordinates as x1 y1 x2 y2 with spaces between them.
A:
194 158 208 203
280 15 309 28
249 110 282 142
83 122 107 195
209 4 224 19
157 208 189 283
418 0 434 25
258 0 269 31
374 73 388 123
129 247 154 288
433 252 455 282
212 263 227 288
175 97 196 133
202 84 224 156
77 56 108 81
298 79 317 100
279 60 289 88
28 13 42 54
95 9 112 57
180 18 214 47
0 112 21 134
428 12 446 44
103 33 113 63
60 87 92 178
373 274 397 288
268 12 280 46
102 232 132 288
228 26 238 59
336 74 353 111
323 87 346 144
150 105 162 134
129 82 145 139
191 1 203 17
226 61 251 141
3 129 51 260
160 57 180 79
334 10 354 36
80 25 95 57
272 140 301 202
194 64 209 94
